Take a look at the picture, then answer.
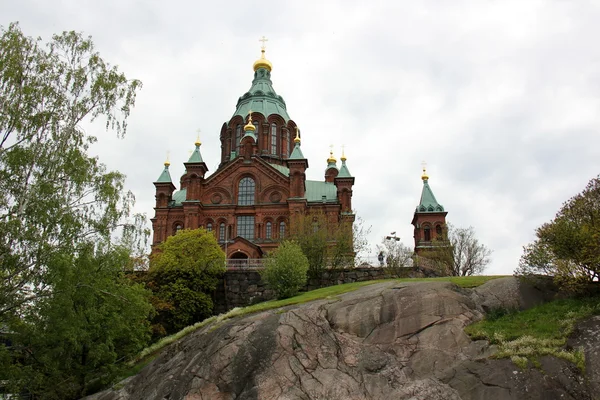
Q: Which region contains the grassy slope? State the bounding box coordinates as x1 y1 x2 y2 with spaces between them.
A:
465 294 600 370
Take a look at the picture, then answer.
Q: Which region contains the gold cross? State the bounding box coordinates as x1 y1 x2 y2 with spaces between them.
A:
421 160 427 172
196 128 201 141
259 36 268 50
247 109 252 122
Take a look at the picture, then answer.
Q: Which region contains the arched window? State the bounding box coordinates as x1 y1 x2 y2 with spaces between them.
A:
424 226 431 242
235 124 242 151
271 123 277 155
279 221 286 239
219 223 226 242
174 223 182 234
266 222 272 239
253 120 259 134
436 224 443 238
206 222 213 232
238 177 255 205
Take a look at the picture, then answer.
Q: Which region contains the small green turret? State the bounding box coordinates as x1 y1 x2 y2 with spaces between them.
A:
155 160 173 183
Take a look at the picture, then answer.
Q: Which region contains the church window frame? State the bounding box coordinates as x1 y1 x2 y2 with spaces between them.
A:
237 215 255 240
206 221 213 232
270 123 278 155
435 224 443 238
219 222 226 242
266 221 273 239
237 177 255 205
279 221 286 239
235 124 242 151
423 224 431 242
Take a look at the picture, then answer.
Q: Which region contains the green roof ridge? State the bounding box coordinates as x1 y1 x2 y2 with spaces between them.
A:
416 179 444 213
188 144 204 163
233 68 290 122
155 164 172 183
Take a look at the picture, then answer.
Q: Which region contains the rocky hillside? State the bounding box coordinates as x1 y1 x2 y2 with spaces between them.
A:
89 278 598 400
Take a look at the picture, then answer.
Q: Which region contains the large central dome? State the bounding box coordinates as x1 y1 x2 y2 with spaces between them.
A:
232 54 290 122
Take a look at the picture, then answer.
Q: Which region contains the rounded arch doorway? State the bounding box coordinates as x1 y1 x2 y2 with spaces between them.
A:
229 250 249 269
230 251 248 260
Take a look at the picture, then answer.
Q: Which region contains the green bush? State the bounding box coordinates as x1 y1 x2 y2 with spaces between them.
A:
147 228 225 336
261 241 309 299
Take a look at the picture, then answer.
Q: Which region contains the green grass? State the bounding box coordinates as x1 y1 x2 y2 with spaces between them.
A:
465 295 600 371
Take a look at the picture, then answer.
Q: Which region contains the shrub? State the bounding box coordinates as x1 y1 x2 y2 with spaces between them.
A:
261 241 309 299
147 228 225 336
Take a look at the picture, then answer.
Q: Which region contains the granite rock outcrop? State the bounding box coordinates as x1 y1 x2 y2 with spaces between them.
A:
88 278 596 400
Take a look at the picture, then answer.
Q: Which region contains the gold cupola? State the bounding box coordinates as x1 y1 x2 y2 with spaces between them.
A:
294 126 301 144
421 166 429 181
253 36 273 72
327 150 337 165
244 111 255 132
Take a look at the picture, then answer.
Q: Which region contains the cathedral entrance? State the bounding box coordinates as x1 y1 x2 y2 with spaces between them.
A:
228 251 249 269
230 251 249 260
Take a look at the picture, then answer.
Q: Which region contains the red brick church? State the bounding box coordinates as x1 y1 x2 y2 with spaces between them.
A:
151 41 355 262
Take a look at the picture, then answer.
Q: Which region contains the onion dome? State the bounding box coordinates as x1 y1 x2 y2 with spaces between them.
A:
421 166 429 181
327 150 337 166
233 37 290 122
244 112 256 132
294 127 301 144
253 36 272 72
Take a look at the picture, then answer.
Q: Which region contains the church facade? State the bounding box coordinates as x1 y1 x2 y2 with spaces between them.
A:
151 43 355 262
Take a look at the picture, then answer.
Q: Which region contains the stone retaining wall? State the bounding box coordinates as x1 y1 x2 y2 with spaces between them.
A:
213 267 423 313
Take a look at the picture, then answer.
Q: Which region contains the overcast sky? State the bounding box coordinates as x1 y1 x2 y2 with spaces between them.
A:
2 0 599 275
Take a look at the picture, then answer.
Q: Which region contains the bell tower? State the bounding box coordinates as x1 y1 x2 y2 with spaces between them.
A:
411 165 448 254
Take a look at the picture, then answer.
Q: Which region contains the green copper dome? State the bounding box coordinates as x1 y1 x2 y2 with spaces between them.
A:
232 68 290 122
